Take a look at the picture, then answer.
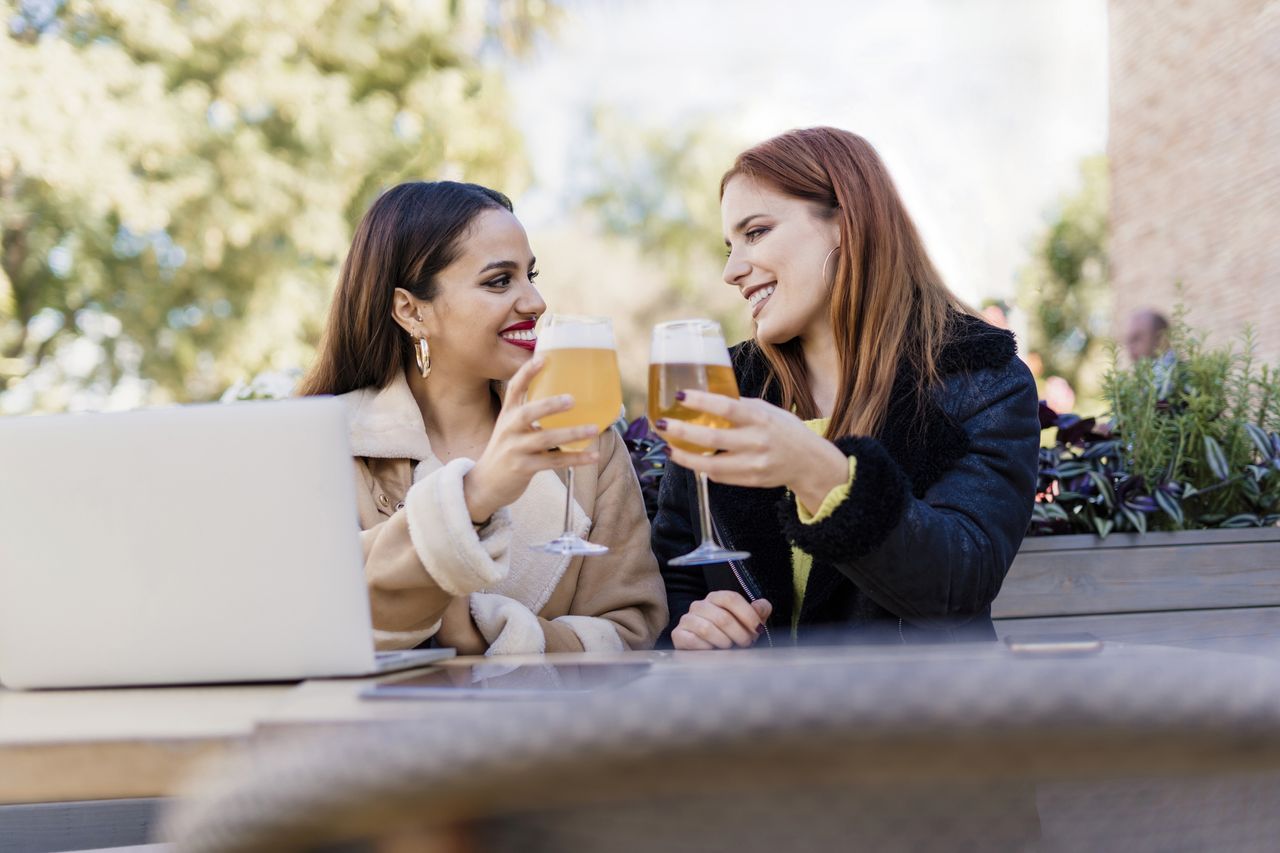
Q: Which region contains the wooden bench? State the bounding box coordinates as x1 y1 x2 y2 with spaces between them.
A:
994 528 1280 657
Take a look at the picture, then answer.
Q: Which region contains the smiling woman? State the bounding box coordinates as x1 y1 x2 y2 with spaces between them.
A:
652 128 1041 649
299 181 666 656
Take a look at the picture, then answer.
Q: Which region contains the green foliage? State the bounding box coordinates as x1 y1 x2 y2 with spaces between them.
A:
575 109 748 336
539 109 750 416
0 0 554 412
1104 314 1280 526
1016 155 1110 393
1033 314 1280 536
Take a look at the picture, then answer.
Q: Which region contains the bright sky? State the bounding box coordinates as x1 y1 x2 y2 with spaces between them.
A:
505 0 1109 304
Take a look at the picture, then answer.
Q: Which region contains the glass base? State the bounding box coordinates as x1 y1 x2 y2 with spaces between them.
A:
668 543 751 566
532 535 610 556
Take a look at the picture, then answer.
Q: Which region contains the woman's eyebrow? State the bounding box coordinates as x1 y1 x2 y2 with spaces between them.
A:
478 260 519 273
724 213 766 245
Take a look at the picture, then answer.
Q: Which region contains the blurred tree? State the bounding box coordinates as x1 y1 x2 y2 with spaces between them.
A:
548 108 751 415
575 108 748 340
1015 154 1110 397
0 0 555 412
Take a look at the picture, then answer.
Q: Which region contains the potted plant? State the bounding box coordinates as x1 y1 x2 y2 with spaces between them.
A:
997 320 1280 634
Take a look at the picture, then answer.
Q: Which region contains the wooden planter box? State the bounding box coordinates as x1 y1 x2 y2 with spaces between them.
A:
993 527 1280 655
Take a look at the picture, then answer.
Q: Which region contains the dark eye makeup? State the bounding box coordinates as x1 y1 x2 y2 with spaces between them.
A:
483 268 538 289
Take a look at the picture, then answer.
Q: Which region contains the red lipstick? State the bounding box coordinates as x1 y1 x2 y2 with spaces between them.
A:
499 319 538 351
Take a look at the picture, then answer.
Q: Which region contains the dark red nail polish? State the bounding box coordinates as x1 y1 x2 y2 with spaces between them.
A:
655 419 668 431
755 624 765 635
674 390 686 402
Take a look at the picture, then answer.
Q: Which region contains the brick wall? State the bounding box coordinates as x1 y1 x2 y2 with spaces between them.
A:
1108 0 1279 364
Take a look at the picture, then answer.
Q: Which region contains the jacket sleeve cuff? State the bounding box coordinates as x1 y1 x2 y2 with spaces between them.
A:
470 592 547 656
403 458 511 596
778 436 908 561
552 615 626 652
372 619 442 652
797 455 859 523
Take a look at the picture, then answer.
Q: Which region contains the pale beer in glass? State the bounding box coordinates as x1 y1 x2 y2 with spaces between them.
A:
648 361 740 455
648 319 750 566
525 315 621 555
528 325 622 453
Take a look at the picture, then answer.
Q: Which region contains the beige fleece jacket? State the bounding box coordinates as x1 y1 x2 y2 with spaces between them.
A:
338 372 667 656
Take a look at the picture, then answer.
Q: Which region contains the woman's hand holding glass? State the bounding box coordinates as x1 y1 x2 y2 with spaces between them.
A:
463 355 600 526
657 391 850 516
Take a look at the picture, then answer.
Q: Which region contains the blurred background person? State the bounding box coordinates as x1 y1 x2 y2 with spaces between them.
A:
1042 375 1077 415
1123 309 1171 363
981 300 1010 330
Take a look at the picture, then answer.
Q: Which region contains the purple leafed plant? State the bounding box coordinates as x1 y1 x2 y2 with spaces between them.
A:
1031 402 1280 538
1033 317 1280 538
621 416 669 522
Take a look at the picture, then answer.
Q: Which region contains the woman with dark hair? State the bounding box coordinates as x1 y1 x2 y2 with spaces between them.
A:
652 128 1040 649
301 181 665 655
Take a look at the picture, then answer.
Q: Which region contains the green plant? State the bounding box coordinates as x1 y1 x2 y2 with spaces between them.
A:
1032 314 1280 536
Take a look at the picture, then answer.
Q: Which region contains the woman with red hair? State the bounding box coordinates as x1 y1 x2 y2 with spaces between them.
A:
652 127 1039 649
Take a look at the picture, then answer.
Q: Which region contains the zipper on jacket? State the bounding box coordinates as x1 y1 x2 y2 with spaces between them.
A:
710 514 773 649
898 617 906 644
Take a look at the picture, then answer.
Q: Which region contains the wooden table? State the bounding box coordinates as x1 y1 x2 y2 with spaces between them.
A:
0 683 293 852
0 683 295 806
0 651 667 851
165 643 1280 852
7 639 1280 806
0 652 664 806
0 644 1037 807
8 643 1280 851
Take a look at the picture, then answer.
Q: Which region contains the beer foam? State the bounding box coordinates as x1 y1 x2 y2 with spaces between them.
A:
650 336 733 366
535 321 616 351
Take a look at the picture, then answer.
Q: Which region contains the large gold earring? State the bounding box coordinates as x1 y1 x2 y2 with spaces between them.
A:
414 335 431 380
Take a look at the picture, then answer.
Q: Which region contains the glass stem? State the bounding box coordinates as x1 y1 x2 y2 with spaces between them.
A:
695 471 716 547
562 466 576 536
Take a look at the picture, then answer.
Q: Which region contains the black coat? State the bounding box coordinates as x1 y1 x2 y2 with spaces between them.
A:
651 314 1041 645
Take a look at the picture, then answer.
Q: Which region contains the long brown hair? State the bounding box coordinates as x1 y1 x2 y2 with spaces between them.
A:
299 181 512 397
721 127 972 438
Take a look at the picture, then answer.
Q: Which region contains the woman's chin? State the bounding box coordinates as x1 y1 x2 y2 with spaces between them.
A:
752 318 792 346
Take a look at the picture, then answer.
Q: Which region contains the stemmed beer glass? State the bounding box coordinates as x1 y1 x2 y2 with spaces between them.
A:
525 314 622 556
649 319 751 566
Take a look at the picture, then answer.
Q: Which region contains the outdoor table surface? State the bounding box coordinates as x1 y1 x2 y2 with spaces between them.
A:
0 652 663 804
4 641 1280 805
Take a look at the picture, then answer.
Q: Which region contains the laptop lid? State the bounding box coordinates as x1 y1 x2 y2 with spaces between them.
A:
0 397 378 688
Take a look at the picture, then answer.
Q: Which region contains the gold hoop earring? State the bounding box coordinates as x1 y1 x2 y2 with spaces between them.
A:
414 335 431 380
821 246 841 285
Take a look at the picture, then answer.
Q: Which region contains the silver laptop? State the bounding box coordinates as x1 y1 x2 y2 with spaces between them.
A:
0 396 452 689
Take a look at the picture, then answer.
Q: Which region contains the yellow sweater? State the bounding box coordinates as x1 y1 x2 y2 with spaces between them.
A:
791 418 858 637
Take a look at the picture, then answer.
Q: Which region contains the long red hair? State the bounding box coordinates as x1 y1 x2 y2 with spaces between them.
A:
721 127 972 438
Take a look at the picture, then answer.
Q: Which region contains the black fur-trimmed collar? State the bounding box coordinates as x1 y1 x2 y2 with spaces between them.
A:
729 312 1016 492
732 312 1016 406
713 313 1018 625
